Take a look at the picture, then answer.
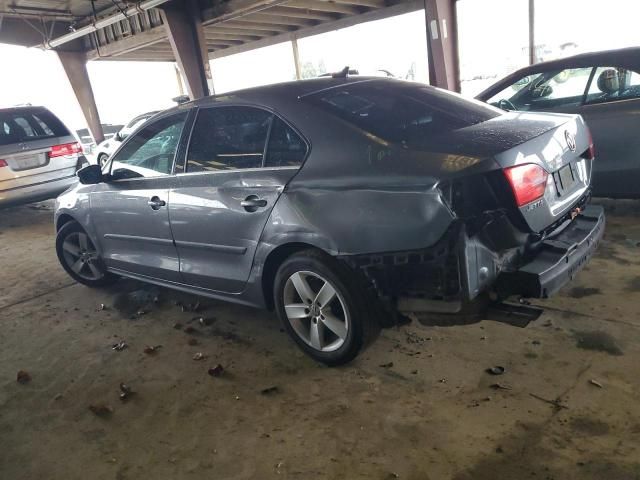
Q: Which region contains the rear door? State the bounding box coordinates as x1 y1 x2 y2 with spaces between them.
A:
578 65 640 197
90 111 189 281
0 108 79 192
169 106 307 293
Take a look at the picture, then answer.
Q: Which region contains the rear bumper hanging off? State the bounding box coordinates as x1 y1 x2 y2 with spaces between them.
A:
496 205 605 298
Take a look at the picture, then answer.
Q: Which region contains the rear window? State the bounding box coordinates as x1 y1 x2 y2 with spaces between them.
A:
0 109 70 146
304 81 502 148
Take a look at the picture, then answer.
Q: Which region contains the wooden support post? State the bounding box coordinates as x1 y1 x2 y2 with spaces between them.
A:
424 0 459 92
529 0 536 65
56 50 105 144
160 0 213 99
291 36 302 80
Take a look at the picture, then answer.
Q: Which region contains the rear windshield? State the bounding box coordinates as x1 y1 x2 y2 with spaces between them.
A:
0 109 70 146
304 81 502 148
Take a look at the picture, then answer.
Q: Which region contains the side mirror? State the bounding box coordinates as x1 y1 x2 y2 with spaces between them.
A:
77 164 103 185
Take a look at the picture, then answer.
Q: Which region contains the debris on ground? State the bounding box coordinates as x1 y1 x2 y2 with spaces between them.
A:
589 379 604 388
184 326 198 335
53 393 63 401
486 366 505 375
97 303 107 312
529 393 568 410
379 362 394 368
119 383 135 401
187 338 199 346
260 386 280 395
112 340 127 351
490 383 512 390
194 316 216 327
136 309 148 316
208 364 224 377
89 404 113 417
573 330 623 356
532 340 541 345
143 345 162 355
16 370 31 384
181 300 201 313
173 323 183 330
193 352 207 361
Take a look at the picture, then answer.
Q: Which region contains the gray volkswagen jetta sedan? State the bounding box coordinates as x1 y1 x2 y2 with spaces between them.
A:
55 77 604 365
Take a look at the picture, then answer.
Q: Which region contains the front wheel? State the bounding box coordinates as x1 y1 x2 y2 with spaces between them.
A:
56 221 118 287
274 249 377 366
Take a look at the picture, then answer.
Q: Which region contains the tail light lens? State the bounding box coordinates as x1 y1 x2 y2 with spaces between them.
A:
504 163 549 207
582 128 595 160
0 159 7 168
50 142 82 158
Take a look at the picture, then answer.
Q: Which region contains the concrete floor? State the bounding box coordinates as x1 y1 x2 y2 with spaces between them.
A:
1 199 639 480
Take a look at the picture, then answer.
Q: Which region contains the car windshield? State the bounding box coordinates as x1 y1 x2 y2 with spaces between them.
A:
304 81 502 147
0 109 69 146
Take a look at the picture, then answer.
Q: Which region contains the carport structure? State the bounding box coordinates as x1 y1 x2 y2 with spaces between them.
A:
0 0 460 143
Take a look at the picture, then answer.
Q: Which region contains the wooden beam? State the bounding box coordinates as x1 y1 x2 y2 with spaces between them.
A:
267 6 339 21
424 0 459 91
221 19 295 31
286 1 361 15
204 25 280 36
202 0 292 26
331 0 385 8
204 32 261 41
210 0 422 59
246 13 316 27
291 36 302 79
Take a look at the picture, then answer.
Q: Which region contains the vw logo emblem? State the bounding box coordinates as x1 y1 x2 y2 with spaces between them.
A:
565 131 576 152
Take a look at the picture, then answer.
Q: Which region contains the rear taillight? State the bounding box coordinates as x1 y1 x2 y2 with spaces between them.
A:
582 128 595 160
0 159 7 168
50 142 82 158
504 163 549 207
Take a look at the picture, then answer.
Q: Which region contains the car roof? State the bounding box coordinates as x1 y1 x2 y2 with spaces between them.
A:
180 76 404 109
476 47 640 99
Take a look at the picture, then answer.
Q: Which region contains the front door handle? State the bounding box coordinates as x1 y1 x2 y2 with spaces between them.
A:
241 195 267 212
148 196 166 210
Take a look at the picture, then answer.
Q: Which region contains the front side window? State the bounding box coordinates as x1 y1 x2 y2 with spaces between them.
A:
265 118 307 167
586 66 640 104
487 67 593 111
110 112 187 179
186 107 271 172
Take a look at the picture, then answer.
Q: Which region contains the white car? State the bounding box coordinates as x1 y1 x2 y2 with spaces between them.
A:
94 111 158 166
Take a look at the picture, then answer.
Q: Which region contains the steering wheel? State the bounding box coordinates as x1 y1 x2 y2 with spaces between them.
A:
498 98 517 111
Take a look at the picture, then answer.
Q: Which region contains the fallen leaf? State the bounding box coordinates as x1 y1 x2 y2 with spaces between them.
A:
16 370 31 384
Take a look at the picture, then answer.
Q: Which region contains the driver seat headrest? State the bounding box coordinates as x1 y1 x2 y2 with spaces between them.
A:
597 69 620 95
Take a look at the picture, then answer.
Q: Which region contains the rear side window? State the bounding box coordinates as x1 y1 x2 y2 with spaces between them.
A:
186 106 271 172
304 81 501 148
265 118 307 167
0 109 70 146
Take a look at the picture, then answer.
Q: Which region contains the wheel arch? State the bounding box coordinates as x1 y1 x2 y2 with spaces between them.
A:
56 213 76 232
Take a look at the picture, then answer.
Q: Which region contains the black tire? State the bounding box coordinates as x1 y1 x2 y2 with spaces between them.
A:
274 249 378 366
56 221 118 288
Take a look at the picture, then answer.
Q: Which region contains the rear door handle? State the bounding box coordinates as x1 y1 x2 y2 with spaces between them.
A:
241 195 267 212
148 196 166 210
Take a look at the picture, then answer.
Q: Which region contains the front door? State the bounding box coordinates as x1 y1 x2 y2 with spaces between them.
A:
579 66 640 197
169 106 307 293
90 111 188 281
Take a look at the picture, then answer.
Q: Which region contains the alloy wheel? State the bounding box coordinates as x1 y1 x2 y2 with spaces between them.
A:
283 271 349 352
61 231 103 281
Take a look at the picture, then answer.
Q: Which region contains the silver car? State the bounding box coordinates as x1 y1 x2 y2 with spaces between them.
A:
54 77 604 365
0 106 84 208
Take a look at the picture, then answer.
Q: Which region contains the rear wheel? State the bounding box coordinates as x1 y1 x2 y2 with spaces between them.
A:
274 249 376 366
56 221 118 287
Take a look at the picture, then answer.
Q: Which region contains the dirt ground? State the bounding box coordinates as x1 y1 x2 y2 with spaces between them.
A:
1 199 639 480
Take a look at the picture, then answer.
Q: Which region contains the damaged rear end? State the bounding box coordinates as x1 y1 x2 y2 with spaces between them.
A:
356 111 603 315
